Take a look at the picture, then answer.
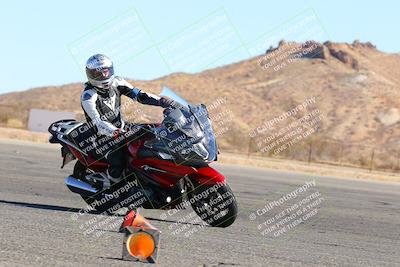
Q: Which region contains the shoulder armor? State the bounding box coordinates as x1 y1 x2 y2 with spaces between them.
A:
113 76 134 89
81 87 97 101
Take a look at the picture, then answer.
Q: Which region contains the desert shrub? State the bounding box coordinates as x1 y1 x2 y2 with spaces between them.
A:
6 118 24 128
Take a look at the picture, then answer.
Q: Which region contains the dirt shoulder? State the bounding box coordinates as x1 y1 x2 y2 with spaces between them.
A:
0 127 49 143
218 152 400 183
1 127 398 183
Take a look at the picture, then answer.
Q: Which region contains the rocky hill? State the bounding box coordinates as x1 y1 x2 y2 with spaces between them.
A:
1 40 399 169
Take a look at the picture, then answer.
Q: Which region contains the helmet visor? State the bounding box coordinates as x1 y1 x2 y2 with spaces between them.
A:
86 66 114 81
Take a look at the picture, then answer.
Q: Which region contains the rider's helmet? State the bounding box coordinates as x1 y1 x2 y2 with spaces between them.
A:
85 54 114 90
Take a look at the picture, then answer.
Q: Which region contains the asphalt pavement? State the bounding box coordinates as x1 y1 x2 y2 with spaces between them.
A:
0 139 399 266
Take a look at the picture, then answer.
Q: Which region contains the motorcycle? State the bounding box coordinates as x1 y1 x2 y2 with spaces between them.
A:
48 88 237 227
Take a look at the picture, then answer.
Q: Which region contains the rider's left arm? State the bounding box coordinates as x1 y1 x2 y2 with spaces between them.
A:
115 77 175 108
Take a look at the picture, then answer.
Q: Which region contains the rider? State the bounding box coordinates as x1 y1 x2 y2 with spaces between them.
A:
81 54 176 186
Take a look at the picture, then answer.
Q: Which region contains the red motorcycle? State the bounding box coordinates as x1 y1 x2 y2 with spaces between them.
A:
48 90 237 227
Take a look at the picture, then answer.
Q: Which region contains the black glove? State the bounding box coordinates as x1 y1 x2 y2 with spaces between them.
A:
159 97 186 109
159 97 174 108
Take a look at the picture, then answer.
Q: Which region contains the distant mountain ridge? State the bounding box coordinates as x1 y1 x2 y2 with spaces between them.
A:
1 40 399 164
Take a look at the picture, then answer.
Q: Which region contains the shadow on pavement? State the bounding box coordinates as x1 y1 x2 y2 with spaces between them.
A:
0 199 101 215
0 199 211 227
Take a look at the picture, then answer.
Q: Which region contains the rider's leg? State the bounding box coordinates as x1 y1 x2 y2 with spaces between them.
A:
105 145 124 184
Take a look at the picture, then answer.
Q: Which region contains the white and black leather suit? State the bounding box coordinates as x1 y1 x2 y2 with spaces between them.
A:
80 76 173 180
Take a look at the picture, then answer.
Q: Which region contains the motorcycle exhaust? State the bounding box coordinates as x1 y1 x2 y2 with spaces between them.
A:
65 176 98 196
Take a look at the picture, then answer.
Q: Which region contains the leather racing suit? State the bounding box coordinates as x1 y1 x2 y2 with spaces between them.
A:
80 76 172 182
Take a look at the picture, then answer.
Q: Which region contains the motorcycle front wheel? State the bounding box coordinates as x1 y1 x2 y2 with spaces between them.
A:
190 181 238 228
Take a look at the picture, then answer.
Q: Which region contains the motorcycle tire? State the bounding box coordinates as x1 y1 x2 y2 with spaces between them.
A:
190 182 238 228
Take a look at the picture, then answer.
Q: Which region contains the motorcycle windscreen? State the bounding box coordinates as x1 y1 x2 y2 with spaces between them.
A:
190 105 218 162
153 86 217 163
164 107 201 138
163 105 217 162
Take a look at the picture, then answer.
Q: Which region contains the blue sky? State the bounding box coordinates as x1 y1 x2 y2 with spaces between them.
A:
0 0 399 94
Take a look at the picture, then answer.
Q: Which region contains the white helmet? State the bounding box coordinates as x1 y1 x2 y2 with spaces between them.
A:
85 54 114 89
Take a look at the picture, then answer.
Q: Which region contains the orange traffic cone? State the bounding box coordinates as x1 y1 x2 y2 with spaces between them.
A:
120 209 161 263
